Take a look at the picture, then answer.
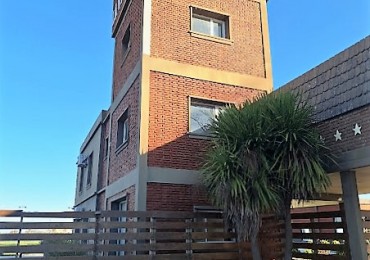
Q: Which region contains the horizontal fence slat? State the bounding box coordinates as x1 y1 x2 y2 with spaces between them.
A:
291 210 344 220
292 251 347 259
0 243 94 254
361 210 370 219
293 232 346 240
99 221 151 229
192 231 236 240
98 231 152 240
96 256 151 260
96 243 151 252
192 252 241 259
362 221 370 228
0 257 95 260
292 222 344 229
293 242 346 250
0 221 95 229
191 242 240 251
0 232 95 241
0 210 96 218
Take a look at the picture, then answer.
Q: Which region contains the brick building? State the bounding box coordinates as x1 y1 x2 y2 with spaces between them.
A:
74 0 273 212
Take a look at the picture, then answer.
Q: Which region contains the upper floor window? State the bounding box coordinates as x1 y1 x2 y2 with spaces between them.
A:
122 26 131 62
190 98 226 136
116 109 129 149
86 153 93 186
104 137 109 158
79 167 85 193
191 7 230 39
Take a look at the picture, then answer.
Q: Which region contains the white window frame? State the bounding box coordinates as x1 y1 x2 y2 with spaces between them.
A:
190 6 230 40
192 13 226 38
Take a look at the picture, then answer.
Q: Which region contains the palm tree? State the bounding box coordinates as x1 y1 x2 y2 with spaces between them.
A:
201 100 280 260
202 92 331 260
262 92 331 260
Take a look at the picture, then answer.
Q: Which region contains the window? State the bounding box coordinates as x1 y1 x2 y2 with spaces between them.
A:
104 138 109 158
86 153 93 186
79 168 84 193
193 206 228 243
190 98 225 135
191 7 230 39
116 109 129 149
121 26 131 61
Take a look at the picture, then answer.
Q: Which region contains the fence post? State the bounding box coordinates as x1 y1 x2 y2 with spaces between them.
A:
185 218 192 259
310 215 318 255
16 211 24 258
93 211 101 259
149 217 156 258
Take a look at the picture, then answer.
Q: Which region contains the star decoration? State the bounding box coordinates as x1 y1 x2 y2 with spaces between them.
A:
334 130 342 141
353 123 362 136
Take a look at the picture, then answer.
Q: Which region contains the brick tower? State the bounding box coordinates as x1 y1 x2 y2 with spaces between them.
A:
74 0 273 212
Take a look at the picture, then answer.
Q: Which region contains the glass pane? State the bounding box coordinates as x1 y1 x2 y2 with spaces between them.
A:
123 120 129 142
192 16 211 35
190 104 215 134
212 20 224 37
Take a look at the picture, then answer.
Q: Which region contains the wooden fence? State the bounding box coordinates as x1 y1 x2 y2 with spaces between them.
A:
2 208 368 259
291 209 349 259
0 210 283 260
361 209 370 257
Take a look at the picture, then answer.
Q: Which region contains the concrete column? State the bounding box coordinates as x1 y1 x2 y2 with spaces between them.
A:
340 170 367 260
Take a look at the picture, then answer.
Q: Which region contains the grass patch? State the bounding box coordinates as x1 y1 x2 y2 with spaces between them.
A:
0 240 41 246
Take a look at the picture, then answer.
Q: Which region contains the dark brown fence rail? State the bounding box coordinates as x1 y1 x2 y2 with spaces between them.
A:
0 210 283 260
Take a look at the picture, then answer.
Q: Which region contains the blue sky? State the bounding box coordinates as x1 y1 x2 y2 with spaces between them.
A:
0 0 369 211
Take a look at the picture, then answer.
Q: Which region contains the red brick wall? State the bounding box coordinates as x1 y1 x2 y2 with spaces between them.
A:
106 185 136 211
151 0 265 78
148 71 263 170
146 183 209 211
112 0 143 100
108 78 140 184
316 105 370 153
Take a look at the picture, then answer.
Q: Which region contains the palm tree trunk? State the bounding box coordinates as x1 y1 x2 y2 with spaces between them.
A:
251 235 262 260
284 199 292 260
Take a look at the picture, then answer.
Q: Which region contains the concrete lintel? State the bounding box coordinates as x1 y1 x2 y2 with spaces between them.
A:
340 170 367 259
148 167 201 185
328 146 370 173
105 167 139 199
